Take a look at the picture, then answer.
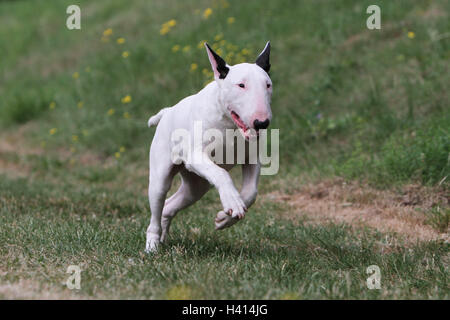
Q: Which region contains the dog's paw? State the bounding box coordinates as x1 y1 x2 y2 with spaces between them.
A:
145 239 160 253
219 187 247 220
215 210 239 230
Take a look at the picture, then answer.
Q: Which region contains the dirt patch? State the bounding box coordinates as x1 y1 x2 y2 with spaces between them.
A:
341 3 447 50
56 147 105 166
266 179 449 242
0 158 30 178
418 4 447 19
0 264 87 299
341 22 404 49
0 123 108 179
0 279 86 300
0 123 43 156
0 124 42 177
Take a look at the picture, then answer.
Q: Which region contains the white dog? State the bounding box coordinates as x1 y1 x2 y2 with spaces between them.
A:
145 42 272 252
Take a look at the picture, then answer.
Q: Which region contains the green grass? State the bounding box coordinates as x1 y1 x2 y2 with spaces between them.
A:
0 0 449 299
0 177 448 299
338 115 450 185
1 0 449 184
425 205 450 233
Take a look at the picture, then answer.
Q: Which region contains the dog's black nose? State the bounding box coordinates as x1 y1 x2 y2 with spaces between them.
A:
253 118 270 131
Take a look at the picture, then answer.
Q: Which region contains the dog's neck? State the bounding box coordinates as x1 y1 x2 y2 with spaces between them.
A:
204 80 223 107
199 81 235 129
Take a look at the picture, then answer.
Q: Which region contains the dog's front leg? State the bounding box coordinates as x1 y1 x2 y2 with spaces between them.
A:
215 163 260 230
185 152 247 219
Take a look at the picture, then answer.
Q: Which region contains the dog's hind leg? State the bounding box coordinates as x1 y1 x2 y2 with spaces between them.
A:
160 169 210 243
145 158 177 253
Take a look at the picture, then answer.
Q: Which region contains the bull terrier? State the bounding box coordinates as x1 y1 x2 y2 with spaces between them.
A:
146 42 272 252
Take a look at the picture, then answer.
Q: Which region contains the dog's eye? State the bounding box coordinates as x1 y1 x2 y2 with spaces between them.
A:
238 83 245 88
267 83 271 88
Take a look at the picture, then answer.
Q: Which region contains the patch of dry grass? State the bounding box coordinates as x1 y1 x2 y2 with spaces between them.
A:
266 179 449 242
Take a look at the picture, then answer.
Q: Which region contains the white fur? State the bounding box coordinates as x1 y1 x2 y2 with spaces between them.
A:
145 42 272 252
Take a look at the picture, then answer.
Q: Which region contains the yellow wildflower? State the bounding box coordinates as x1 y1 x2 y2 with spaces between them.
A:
72 72 79 79
49 101 56 110
214 33 223 41
190 63 198 72
119 146 126 153
182 45 191 53
227 44 238 52
123 112 130 119
172 45 180 52
77 101 84 109
49 128 58 135
221 0 230 8
160 19 177 35
216 48 223 56
122 51 130 58
166 285 193 300
116 37 125 44
241 48 250 56
72 135 79 142
107 108 115 116
407 31 415 39
206 70 213 77
121 95 132 104
160 25 170 35
202 69 213 78
203 8 213 19
197 41 205 49
115 152 121 159
280 292 301 300
103 28 113 36
227 17 235 24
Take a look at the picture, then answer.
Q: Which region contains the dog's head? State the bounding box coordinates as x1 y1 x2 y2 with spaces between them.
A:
205 42 272 140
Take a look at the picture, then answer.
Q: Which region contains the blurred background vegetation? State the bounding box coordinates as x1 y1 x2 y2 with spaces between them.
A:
0 0 448 299
0 0 448 187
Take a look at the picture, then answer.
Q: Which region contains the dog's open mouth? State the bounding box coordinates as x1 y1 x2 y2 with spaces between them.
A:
231 111 248 131
230 111 257 140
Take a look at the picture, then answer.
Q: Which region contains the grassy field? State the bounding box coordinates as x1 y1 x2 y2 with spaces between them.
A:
0 0 449 299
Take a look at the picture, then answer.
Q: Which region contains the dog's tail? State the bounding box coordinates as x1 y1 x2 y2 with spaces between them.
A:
147 107 169 128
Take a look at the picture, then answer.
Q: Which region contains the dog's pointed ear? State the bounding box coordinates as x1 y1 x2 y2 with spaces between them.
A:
205 42 229 79
255 41 271 73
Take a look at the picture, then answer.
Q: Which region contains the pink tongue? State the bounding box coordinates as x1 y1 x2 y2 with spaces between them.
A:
231 112 247 131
